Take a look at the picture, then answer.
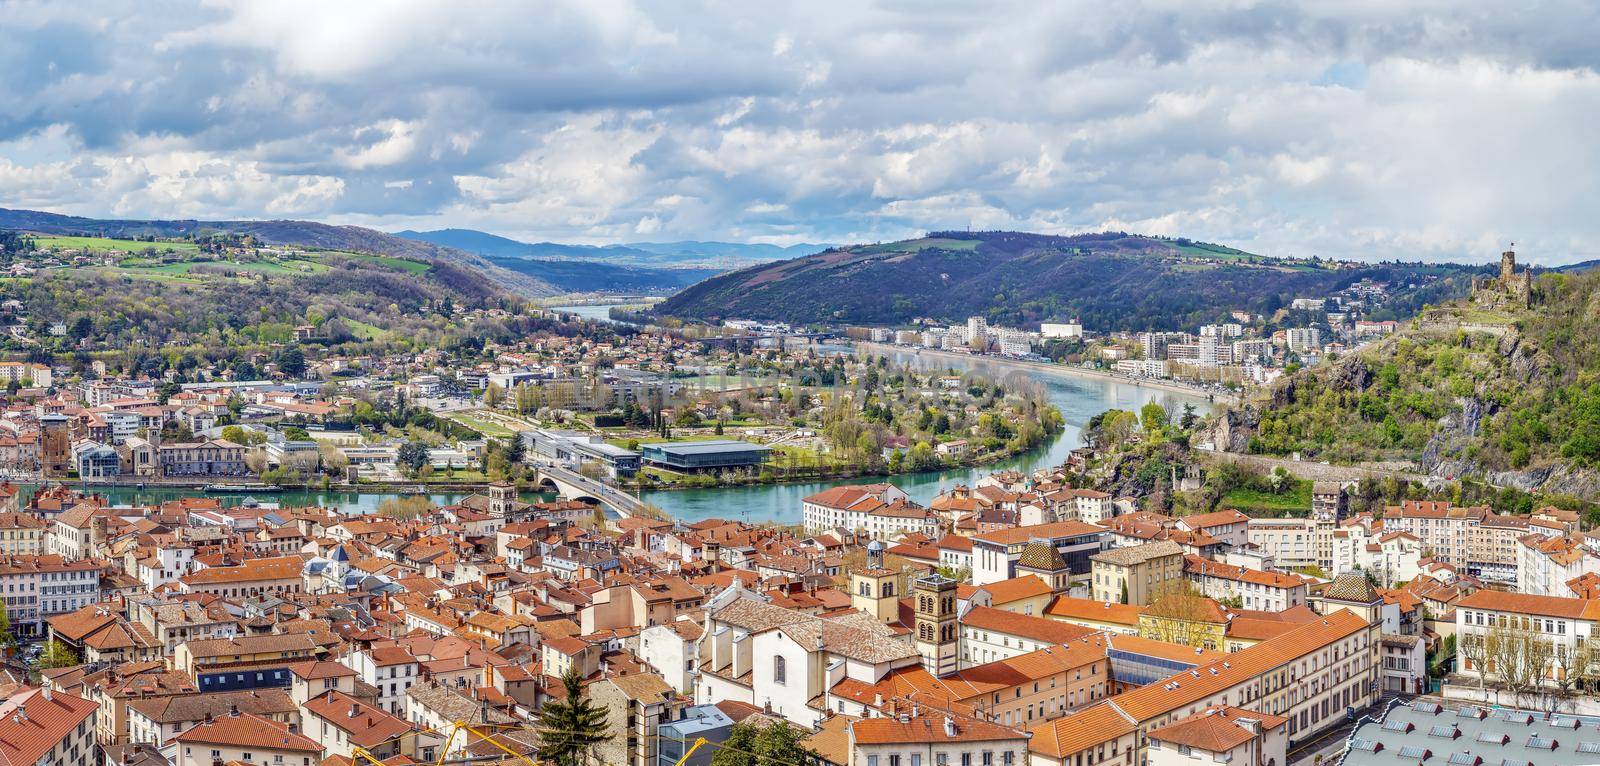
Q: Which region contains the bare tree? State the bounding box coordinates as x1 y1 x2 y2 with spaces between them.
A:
1459 630 1491 693
244 449 269 476
1141 582 1220 650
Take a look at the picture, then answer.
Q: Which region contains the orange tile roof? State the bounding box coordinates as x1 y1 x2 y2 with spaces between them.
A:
1182 556 1306 589
1456 589 1599 619
1044 596 1142 626
0 688 98 766
1147 705 1287 752
975 574 1054 606
173 710 323 753
1113 610 1370 722
941 637 1109 699
301 690 413 748
1029 703 1137 758
973 520 1103 546
852 714 1026 745
962 606 1098 644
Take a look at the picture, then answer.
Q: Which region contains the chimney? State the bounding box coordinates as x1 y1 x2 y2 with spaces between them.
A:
874 693 883 707
40 688 51 701
229 704 240 717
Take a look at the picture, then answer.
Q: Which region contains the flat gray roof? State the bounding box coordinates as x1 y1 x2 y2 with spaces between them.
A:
1340 698 1600 766
644 440 771 455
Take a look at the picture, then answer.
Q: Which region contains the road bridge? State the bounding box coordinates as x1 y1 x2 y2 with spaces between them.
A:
533 463 650 518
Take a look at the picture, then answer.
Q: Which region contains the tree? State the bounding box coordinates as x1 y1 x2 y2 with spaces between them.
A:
0 605 13 652
244 449 269 476
1140 402 1168 433
276 346 306 378
397 441 429 477
37 639 78 669
503 436 527 466
1459 631 1490 693
484 382 505 409
536 667 610 766
709 720 816 766
1180 403 1198 430
377 496 433 520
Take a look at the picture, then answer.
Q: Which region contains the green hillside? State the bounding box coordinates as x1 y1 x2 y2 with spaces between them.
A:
657 230 1481 330
1214 266 1600 498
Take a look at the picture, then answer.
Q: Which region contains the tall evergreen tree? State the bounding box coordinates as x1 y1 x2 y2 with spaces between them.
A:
536 667 610 766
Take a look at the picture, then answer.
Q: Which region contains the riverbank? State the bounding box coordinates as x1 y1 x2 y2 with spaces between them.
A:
856 342 1242 404
624 422 1063 492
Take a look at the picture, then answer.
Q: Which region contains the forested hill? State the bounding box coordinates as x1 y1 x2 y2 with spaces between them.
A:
1209 265 1600 499
0 208 554 297
656 231 1481 330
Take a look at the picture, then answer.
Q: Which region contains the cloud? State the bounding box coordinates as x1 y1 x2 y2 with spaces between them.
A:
0 1 1597 263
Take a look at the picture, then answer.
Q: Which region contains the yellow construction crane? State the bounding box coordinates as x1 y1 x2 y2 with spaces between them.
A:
347 723 709 766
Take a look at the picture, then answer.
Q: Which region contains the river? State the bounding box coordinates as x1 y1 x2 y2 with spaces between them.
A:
552 303 643 326
44 324 1212 523
638 348 1216 525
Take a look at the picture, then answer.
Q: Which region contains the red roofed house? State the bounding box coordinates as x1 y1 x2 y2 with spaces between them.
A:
0 687 97 766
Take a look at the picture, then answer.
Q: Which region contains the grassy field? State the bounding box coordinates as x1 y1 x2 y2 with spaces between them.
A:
342 318 392 341
35 235 201 254
339 253 431 274
1219 480 1313 516
1173 242 1258 261
446 413 518 438
856 237 981 255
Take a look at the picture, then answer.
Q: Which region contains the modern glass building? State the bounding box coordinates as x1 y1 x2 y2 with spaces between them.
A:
657 705 736 766
641 440 772 472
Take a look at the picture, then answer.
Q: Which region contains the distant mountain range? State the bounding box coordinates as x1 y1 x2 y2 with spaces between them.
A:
393 228 828 268
657 230 1489 330
392 228 830 295
0 208 555 297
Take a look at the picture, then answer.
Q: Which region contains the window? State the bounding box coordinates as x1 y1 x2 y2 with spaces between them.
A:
774 655 787 685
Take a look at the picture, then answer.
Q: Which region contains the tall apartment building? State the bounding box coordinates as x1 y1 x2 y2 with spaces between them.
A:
1247 517 1334 571
1380 500 1560 584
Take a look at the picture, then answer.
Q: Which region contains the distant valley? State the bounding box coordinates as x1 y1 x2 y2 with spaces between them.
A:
393 228 832 295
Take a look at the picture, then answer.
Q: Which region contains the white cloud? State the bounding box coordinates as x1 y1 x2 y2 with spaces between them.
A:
2 1 1599 260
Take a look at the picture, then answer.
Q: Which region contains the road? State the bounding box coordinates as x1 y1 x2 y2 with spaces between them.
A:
536 462 649 519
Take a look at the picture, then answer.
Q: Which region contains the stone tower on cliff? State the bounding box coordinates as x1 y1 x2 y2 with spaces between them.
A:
1473 246 1531 309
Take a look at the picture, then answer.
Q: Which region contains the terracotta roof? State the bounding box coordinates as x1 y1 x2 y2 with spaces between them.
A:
1456 589 1600 620
962 606 1098 644
1177 509 1250 530
973 520 1102 546
1044 596 1142 626
941 636 1109 699
1029 703 1138 758
852 714 1026 745
1114 610 1371 722
302 690 413 748
125 689 297 724
0 688 98 766
1147 705 1286 752
975 575 1054 606
1016 540 1069 572
172 710 323 753
1183 556 1306 589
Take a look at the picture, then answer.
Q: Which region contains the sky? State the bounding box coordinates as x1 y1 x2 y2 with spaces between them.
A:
2 1 1600 264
